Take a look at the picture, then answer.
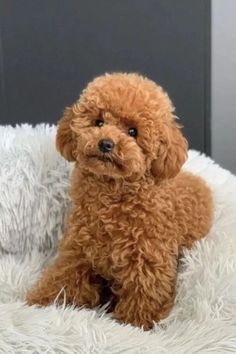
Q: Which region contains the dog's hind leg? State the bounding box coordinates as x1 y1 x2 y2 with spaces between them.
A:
26 250 101 308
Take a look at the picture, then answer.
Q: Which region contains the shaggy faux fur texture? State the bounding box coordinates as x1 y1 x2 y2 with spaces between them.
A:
27 73 213 329
0 123 235 352
0 124 72 254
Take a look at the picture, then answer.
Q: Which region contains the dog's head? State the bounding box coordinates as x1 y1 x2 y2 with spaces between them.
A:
56 73 188 180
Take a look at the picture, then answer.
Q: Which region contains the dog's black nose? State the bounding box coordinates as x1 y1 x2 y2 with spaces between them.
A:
98 139 115 153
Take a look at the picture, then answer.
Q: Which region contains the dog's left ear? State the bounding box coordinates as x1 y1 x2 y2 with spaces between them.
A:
56 107 76 161
151 120 188 180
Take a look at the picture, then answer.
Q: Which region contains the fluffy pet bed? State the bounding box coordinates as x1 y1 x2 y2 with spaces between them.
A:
0 124 236 353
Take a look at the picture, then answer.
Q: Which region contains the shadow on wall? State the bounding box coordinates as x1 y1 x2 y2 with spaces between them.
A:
212 0 236 174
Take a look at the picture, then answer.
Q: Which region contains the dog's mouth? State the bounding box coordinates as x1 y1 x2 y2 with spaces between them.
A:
88 154 124 170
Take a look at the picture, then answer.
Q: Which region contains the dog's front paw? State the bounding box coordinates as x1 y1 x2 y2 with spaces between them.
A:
113 299 154 330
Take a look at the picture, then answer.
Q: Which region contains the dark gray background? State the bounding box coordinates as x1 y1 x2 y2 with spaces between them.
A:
0 0 211 153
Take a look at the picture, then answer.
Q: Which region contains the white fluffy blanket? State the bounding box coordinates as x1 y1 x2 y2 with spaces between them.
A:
0 124 236 353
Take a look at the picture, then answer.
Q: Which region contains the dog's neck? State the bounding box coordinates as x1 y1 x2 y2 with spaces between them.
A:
72 166 158 196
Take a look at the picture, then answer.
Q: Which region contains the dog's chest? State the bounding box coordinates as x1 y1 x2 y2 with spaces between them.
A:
76 182 171 275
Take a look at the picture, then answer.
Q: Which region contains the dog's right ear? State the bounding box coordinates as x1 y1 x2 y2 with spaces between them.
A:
56 107 76 161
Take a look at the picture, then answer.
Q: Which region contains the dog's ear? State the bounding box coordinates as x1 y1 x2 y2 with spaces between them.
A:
56 107 76 161
151 120 188 180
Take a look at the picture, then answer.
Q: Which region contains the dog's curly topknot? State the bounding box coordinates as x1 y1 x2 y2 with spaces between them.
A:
27 73 213 329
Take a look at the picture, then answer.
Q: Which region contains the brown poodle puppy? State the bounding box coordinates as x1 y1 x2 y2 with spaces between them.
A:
27 73 213 329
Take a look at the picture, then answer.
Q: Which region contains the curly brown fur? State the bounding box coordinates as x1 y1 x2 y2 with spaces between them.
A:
27 73 213 329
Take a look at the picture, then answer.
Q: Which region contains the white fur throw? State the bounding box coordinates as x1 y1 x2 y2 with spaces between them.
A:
0 124 72 254
0 124 236 353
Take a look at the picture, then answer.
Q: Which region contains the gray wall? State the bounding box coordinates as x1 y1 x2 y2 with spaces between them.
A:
0 0 210 153
212 0 236 173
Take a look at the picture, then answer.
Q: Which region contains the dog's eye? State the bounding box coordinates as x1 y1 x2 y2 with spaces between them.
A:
128 127 138 138
95 119 104 127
